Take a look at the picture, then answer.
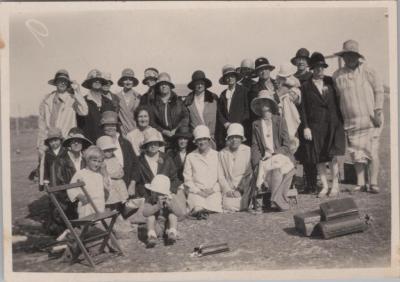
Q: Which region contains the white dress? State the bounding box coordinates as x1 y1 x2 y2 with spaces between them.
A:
68 168 106 218
183 149 223 213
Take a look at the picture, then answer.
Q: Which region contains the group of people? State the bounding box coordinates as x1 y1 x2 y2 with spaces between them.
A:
36 39 385 248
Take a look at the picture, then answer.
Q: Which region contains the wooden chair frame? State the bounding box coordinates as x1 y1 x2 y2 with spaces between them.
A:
44 181 124 268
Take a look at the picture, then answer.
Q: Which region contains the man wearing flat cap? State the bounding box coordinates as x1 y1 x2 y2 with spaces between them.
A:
332 39 385 194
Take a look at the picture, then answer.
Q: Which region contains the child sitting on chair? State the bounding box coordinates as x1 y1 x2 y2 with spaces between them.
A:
96 135 129 212
67 145 109 218
142 175 186 248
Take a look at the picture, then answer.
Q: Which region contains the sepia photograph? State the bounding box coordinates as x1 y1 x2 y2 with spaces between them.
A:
0 1 398 281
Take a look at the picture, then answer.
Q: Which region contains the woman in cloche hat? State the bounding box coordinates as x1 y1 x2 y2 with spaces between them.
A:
134 128 187 248
299 52 345 198
183 125 223 219
218 123 254 212
250 90 296 212
184 70 218 149
116 68 142 136
140 67 159 106
217 64 250 149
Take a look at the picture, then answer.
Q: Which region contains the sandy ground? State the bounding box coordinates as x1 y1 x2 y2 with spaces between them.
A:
9 98 391 272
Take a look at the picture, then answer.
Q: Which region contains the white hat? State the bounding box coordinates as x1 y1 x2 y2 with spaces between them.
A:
145 174 171 196
96 135 117 151
193 125 211 141
276 63 295 78
226 123 246 141
141 128 165 149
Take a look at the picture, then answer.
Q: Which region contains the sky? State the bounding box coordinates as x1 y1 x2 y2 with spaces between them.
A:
9 4 390 117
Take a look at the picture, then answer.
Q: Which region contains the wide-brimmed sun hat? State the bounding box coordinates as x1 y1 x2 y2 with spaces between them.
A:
96 135 117 151
254 57 276 73
141 128 165 149
193 125 211 141
226 123 246 141
142 68 159 85
250 90 279 116
62 127 92 149
174 126 193 140
334 39 364 59
145 174 171 196
155 72 175 89
82 69 108 89
44 127 63 146
276 63 296 78
290 48 311 66
219 65 242 85
118 68 139 87
236 58 257 78
309 52 329 69
100 111 119 126
48 69 72 86
187 70 212 90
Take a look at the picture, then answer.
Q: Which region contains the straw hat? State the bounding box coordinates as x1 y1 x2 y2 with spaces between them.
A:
141 128 165 149
309 52 328 69
48 69 72 86
219 65 242 85
117 68 139 87
290 48 310 66
145 174 171 196
96 135 117 151
187 70 212 90
250 90 279 116
100 111 119 126
276 63 295 78
82 69 108 89
226 123 246 141
193 125 211 141
142 68 159 85
334 39 364 59
62 127 92 149
154 72 175 89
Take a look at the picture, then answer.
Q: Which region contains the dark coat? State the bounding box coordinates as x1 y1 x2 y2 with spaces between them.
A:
294 70 313 85
297 76 345 164
139 87 156 106
133 152 182 200
238 77 256 91
76 95 117 143
54 152 85 186
118 135 140 186
44 147 68 185
217 84 250 149
103 92 121 113
251 116 292 168
148 91 189 142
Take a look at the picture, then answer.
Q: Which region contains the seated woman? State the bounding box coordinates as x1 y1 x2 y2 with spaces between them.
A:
218 123 254 212
250 90 296 212
133 128 186 247
126 106 164 157
167 126 195 182
183 125 223 219
142 175 186 248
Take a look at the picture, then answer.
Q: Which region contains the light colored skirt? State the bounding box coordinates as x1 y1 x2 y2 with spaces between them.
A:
106 179 129 205
256 154 294 188
187 190 223 213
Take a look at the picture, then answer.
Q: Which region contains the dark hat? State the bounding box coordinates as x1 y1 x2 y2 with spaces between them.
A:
48 69 72 86
254 57 276 72
82 69 108 89
155 72 175 89
174 126 193 140
334 39 364 59
309 52 328 69
219 65 242 85
62 127 92 149
290 48 310 66
142 68 159 85
250 90 279 116
187 70 212 90
118 68 139 87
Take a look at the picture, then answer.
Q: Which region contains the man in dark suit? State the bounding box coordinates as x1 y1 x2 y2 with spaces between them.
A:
217 65 250 149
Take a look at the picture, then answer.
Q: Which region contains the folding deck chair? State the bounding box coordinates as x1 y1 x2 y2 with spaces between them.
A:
44 180 124 268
